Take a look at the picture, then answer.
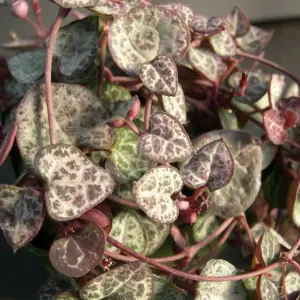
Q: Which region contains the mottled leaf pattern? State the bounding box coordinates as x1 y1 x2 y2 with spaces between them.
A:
16 83 115 169
0 185 44 252
80 261 153 300
108 4 190 74
195 260 247 300
106 126 156 183
191 16 225 36
257 276 282 300
188 48 227 82
182 139 234 191
210 31 237 57
160 3 194 26
193 210 220 242
284 272 300 296
133 166 183 223
268 74 285 109
236 26 273 53
256 231 280 266
189 130 262 218
53 17 99 76
54 291 79 300
225 5 249 37
3 77 32 102
35 144 116 221
139 55 178 96
139 112 193 163
7 49 46 83
90 0 140 16
50 223 106 277
52 0 104 8
161 84 187 124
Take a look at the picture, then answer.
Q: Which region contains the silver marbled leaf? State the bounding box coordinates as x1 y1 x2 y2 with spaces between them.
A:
210 31 237 56
191 15 225 36
133 166 183 223
139 112 193 163
34 144 116 221
139 55 178 96
257 275 282 300
0 185 44 252
90 0 140 16
49 223 106 277
284 272 300 297
225 5 250 37
160 3 194 26
52 0 104 8
182 139 234 191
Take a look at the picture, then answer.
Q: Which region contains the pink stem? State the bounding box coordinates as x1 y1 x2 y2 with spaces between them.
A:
237 212 256 254
124 119 141 136
31 0 46 37
0 122 17 165
107 194 140 210
45 8 70 145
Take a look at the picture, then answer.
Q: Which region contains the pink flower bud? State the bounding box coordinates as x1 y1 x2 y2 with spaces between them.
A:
11 0 29 19
177 200 190 211
107 119 125 128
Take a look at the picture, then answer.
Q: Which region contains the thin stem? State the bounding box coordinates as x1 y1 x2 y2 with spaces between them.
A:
238 213 256 254
31 0 46 37
104 67 113 82
237 50 300 86
24 16 43 38
45 8 70 145
144 96 152 132
106 234 282 282
107 194 140 210
98 29 108 97
124 119 141 136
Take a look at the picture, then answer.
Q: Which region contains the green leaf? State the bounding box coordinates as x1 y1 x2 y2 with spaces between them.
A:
7 49 46 83
0 185 44 252
188 48 227 82
210 31 237 57
243 276 258 300
16 83 115 169
195 259 247 300
133 166 183 223
50 223 106 277
80 261 153 300
185 130 262 218
106 125 156 183
113 183 135 201
218 108 239 130
256 231 280 266
139 55 178 96
161 84 187 124
108 4 190 74
54 17 100 77
284 271 300 296
181 139 234 191
288 179 300 227
153 275 193 300
257 275 282 300
139 112 193 163
193 209 220 242
3 77 32 102
35 144 116 221
54 291 79 300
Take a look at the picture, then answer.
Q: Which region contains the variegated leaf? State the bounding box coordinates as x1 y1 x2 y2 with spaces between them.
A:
195 260 247 300
90 0 140 16
0 185 44 252
268 74 285 109
161 84 187 124
139 55 178 96
54 291 79 300
191 15 225 36
284 272 300 296
257 276 282 300
50 223 106 277
108 4 190 74
160 3 194 26
80 261 153 300
139 112 193 163
210 31 237 57
225 5 250 37
16 83 115 169
52 0 104 8
182 139 234 191
4 77 32 102
35 144 116 221
133 166 183 223
236 26 273 53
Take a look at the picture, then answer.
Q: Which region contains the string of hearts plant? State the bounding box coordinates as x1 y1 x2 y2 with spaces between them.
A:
0 0 300 299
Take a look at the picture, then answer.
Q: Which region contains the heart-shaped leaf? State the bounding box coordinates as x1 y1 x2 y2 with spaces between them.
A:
191 16 225 36
37 275 75 300
236 26 273 53
0 121 17 166
106 125 156 183
0 185 44 252
52 0 103 8
153 275 193 300
161 84 187 124
7 49 46 83
268 74 285 109
186 130 262 218
50 223 106 277
54 291 79 300
195 259 247 300
133 166 183 223
139 112 193 163
225 5 250 37
256 231 280 266
288 179 300 227
160 3 194 26
188 48 227 82
35 144 116 221
138 55 178 96
16 83 115 169
285 82 299 99
210 31 237 57
182 139 234 191
193 209 220 242
108 4 190 74
53 17 100 77
218 108 239 130
257 275 282 300
80 261 153 300
107 210 170 255
90 0 140 17
284 272 300 297
4 77 32 102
